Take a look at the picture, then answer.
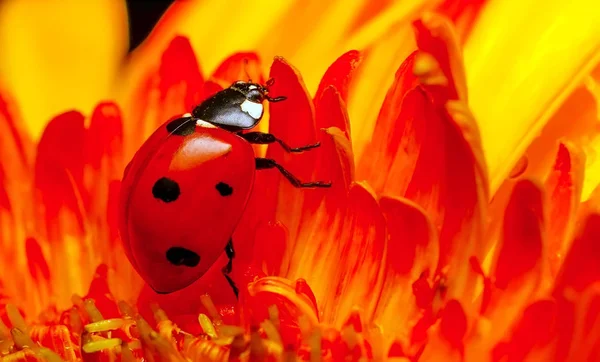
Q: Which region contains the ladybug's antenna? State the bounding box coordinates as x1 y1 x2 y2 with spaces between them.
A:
264 77 285 102
243 58 252 82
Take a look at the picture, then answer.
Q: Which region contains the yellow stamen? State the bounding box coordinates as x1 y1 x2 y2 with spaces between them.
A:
82 338 122 354
84 319 125 333
83 299 104 323
260 320 282 346
198 314 218 338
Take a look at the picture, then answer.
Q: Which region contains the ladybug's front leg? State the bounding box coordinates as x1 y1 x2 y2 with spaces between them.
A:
240 132 321 153
255 158 332 188
223 238 239 299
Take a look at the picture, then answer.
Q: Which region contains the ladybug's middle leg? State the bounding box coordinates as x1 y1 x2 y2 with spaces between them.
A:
223 238 239 299
240 132 320 153
255 158 332 188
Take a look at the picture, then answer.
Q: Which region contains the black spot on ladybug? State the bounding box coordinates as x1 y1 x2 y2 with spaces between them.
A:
166 117 195 136
216 182 233 196
152 177 180 202
166 247 200 267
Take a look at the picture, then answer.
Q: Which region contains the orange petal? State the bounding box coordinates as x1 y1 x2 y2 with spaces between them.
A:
208 52 269 149
373 196 438 343
209 52 265 86
413 14 468 102
463 0 600 194
314 50 363 105
0 165 9 211
25 237 50 282
285 127 355 284
519 85 597 186
0 89 32 215
560 284 600 361
34 111 87 239
355 51 421 195
410 17 490 304
483 180 547 343
435 0 487 43
242 276 319 346
324 183 387 326
544 143 585 276
120 36 204 157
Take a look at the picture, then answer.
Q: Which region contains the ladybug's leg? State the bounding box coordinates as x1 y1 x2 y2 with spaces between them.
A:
222 238 239 299
240 132 320 153
255 158 332 188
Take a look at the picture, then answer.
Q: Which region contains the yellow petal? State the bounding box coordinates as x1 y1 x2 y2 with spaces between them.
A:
0 0 128 139
463 0 600 194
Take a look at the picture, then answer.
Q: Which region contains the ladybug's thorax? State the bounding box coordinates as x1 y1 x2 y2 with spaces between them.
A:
191 80 268 131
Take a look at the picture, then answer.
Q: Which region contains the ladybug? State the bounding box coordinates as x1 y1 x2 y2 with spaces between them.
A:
118 78 330 297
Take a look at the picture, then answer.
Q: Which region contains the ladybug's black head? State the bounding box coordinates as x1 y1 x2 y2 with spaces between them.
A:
230 80 286 103
230 81 268 102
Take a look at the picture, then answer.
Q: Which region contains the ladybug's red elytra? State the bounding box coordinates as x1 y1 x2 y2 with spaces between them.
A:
118 78 330 298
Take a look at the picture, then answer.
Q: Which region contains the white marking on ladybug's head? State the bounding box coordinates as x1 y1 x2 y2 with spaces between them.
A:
183 113 192 117
240 99 263 120
248 85 258 90
195 119 217 128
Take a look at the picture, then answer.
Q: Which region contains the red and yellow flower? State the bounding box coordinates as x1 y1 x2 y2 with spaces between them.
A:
0 0 599 361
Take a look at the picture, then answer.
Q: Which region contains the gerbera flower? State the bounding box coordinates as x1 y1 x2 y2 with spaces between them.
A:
0 0 599 361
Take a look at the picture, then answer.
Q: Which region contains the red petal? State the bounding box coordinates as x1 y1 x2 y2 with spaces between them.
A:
25 237 50 281
440 299 467 350
267 56 317 169
544 142 584 276
315 86 352 138
35 110 87 238
314 50 362 104
85 102 123 176
84 264 120 319
251 221 289 275
264 57 318 241
159 36 204 110
380 196 438 275
494 179 545 290
124 36 204 154
201 80 223 100
210 52 264 85
492 300 557 361
555 212 600 294
0 89 30 166
106 181 121 247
